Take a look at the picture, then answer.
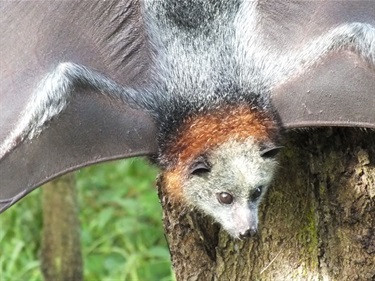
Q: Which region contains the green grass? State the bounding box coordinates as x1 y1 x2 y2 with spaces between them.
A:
0 158 175 281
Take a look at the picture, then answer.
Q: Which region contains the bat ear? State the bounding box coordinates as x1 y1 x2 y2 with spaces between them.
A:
259 145 283 158
271 52 375 130
0 88 158 213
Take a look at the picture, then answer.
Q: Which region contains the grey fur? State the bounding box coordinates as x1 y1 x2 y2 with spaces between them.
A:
145 0 375 106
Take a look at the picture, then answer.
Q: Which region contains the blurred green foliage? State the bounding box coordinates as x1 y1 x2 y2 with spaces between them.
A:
0 158 174 281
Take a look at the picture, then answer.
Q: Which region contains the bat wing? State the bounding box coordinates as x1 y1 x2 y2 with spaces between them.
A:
0 1 157 212
272 51 375 129
266 1 375 129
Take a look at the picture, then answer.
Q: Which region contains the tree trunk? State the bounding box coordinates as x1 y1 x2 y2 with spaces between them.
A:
159 128 375 280
41 174 83 281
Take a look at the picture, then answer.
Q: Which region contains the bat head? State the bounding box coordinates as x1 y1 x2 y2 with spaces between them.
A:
159 105 280 239
183 138 279 239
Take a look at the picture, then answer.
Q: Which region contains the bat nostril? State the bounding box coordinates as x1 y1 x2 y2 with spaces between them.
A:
239 227 257 239
239 229 251 239
249 226 257 236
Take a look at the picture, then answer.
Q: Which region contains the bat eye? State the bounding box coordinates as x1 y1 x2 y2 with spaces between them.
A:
251 186 263 201
216 192 234 205
260 146 283 158
190 158 211 176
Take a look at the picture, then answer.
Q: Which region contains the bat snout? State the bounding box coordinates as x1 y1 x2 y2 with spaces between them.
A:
230 202 259 239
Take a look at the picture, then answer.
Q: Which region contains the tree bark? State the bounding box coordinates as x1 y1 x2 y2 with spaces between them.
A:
159 128 375 280
41 174 83 281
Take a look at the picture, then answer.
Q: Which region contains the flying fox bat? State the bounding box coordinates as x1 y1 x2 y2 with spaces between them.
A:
0 0 374 239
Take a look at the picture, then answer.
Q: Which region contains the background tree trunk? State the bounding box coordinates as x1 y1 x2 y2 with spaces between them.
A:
41 174 83 281
159 128 375 280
